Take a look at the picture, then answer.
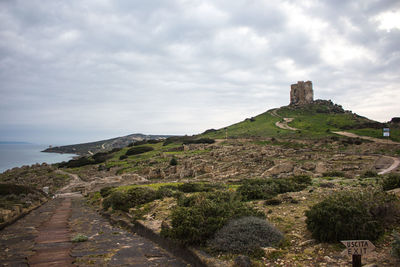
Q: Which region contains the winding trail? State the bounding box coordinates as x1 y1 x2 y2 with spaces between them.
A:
377 156 400 175
270 109 298 131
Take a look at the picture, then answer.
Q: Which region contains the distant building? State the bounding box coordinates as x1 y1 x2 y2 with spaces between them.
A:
290 81 314 105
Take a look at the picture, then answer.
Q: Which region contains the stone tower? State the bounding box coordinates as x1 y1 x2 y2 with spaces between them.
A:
290 81 313 105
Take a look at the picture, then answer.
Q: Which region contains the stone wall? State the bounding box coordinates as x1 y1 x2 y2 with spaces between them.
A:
290 81 314 105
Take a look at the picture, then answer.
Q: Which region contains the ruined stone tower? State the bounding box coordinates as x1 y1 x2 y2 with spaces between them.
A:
290 81 314 105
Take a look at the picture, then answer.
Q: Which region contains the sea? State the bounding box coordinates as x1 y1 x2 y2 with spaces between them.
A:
0 143 76 173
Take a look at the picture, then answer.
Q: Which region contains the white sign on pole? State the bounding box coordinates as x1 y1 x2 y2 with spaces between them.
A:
341 240 375 256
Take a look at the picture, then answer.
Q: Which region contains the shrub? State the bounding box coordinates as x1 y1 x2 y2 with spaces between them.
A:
177 182 222 193
102 187 158 212
382 173 400 190
72 234 88 243
125 146 154 156
169 158 178 166
119 155 128 160
322 171 345 177
305 190 399 242
58 156 93 168
156 186 178 198
238 176 311 201
361 170 379 178
183 138 215 145
99 186 115 198
0 183 39 196
92 152 112 164
161 191 264 245
208 217 284 256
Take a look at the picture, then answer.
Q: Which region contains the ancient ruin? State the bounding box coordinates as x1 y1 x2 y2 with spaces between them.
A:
290 81 314 105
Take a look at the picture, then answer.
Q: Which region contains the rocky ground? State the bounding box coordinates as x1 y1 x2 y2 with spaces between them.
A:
1 136 400 266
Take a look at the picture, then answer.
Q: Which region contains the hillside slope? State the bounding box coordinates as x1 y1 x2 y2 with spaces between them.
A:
200 100 400 141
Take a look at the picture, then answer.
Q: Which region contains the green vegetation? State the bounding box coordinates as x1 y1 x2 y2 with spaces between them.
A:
161 191 264 245
102 187 159 212
125 146 154 156
381 173 400 191
0 183 44 196
322 171 345 178
72 234 89 243
169 158 178 166
305 190 399 242
200 101 399 141
237 176 312 201
208 216 283 257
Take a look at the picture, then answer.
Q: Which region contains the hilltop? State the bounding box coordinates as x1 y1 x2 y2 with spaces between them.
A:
200 99 400 142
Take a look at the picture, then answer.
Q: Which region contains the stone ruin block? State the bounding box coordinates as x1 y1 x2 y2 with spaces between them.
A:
290 81 314 105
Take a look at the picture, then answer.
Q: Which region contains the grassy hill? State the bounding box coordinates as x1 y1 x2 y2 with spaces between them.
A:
200 100 400 141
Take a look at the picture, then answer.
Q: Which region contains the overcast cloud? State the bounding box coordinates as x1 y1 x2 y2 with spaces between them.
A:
1 0 399 144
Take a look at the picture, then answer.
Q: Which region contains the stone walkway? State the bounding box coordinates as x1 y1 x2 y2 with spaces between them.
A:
0 195 188 266
28 197 74 266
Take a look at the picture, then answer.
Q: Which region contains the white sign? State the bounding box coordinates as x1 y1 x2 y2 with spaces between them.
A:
383 132 390 137
341 240 375 256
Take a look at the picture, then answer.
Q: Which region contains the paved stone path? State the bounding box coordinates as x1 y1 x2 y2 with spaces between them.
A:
28 197 74 266
0 194 188 266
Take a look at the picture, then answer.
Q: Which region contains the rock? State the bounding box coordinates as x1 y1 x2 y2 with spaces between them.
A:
315 162 327 173
263 161 294 176
363 264 378 267
233 255 252 267
302 162 316 171
323 256 333 262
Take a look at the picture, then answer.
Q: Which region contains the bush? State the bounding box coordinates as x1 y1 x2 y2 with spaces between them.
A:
99 186 115 198
382 173 400 190
208 217 283 256
58 156 94 168
322 171 345 177
0 183 39 196
238 176 311 201
169 158 178 166
177 182 222 193
305 190 399 242
161 191 264 245
183 138 215 145
125 146 154 156
72 234 88 243
361 170 379 178
102 187 158 212
92 152 112 164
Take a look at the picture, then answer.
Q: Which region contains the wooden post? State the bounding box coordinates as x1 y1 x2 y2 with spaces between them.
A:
352 255 361 267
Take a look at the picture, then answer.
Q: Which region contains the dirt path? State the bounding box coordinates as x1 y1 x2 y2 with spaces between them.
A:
333 131 400 145
376 156 400 175
269 109 298 131
275 117 299 131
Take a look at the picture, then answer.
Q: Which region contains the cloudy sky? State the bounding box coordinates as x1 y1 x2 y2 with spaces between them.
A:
1 0 399 144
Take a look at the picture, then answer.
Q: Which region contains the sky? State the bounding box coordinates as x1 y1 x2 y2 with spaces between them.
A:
1 0 399 145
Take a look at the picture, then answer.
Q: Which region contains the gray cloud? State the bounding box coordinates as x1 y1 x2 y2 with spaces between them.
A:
1 0 399 144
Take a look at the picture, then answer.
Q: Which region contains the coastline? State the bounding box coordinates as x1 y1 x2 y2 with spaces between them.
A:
0 144 77 173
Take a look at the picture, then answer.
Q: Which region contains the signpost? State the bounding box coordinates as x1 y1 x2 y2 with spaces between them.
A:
383 128 390 137
341 240 375 267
